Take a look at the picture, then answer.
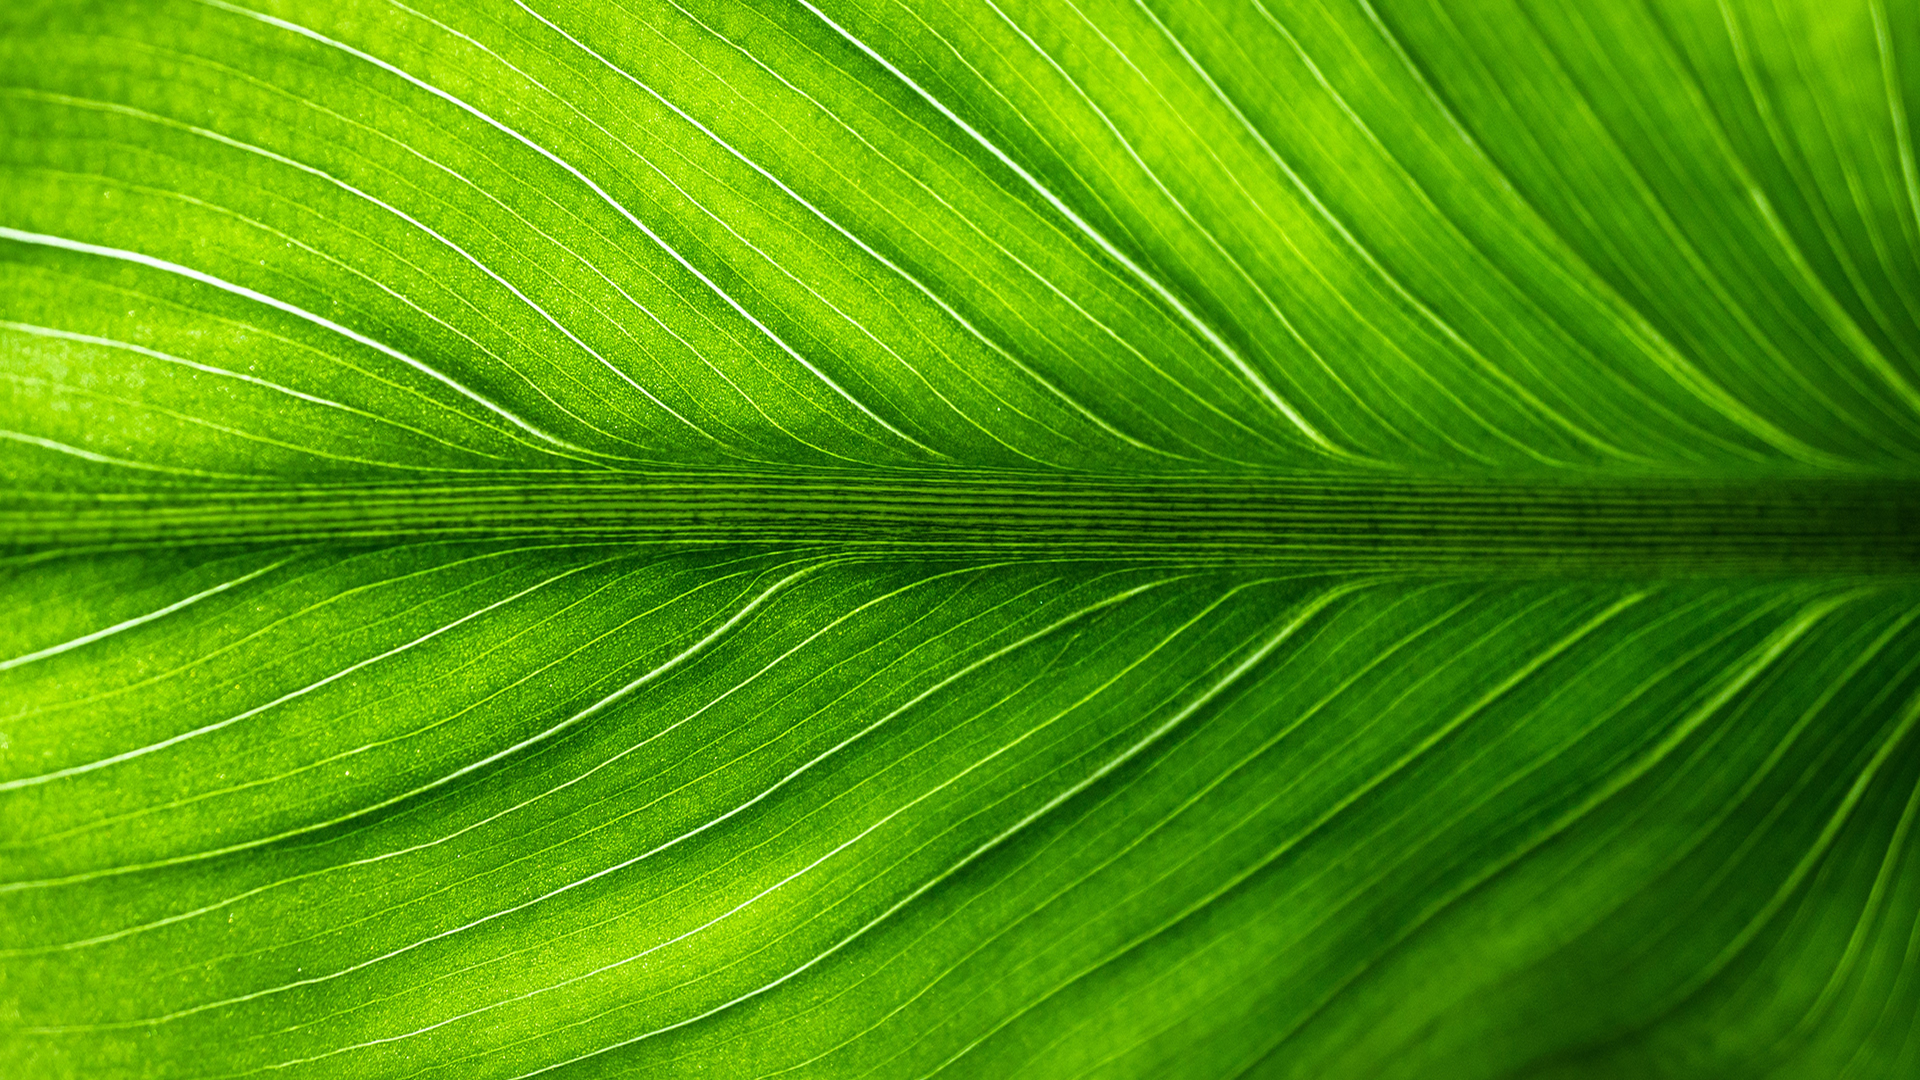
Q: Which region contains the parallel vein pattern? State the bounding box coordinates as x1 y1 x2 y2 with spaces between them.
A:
3 0 1919 1078
3 553 1918 1078
5 0 1920 479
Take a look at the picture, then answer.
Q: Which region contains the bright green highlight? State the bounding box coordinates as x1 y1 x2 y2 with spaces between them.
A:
2 0 1918 1077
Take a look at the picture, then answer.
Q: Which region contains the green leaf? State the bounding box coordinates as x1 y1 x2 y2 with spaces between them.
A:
2 0 1918 1077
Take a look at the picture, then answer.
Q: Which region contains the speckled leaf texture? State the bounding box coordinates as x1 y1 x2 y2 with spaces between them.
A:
3 0 1920 1077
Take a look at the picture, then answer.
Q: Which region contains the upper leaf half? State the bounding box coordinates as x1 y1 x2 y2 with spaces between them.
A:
4 0 1920 485
4 1 1920 1079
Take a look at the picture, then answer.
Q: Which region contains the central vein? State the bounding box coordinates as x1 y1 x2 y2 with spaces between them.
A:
7 473 1917 573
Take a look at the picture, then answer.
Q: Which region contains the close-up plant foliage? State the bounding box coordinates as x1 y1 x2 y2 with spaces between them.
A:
3 0 1919 1076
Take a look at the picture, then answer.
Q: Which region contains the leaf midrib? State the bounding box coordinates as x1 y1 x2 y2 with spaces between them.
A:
8 473 1917 572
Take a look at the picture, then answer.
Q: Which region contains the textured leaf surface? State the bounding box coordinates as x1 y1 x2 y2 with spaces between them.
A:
2 0 1919 1077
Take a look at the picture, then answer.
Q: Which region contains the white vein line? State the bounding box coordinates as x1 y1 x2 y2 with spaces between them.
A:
5 541 562 727
355 579 1173 1073
1111 3 1507 469
1050 0 1415 446
65 571 1148 1040
0 561 601 793
399 0 1021 465
14 562 825 1016
500 578 1350 1079
0 429 262 479
8 241 519 463
1 556 878 957
511 0 1167 460
785 0 1344 457
1650 2 1920 422
0 225 583 454
32 93 727 450
30 552 689 849
921 586 1645 1079
985 0 1393 455
1186 592 1809 1078
199 0 940 460
178 569 1022 1055
1483 2 1887 440
1805 685 1920 1071
1665 636 1920 1004
10 75 784 463
0 556 794 951
1247 0 1638 465
40 556 806 902
0 318 514 469
234 566 1045 1067
1872 0 1920 257
760 585 1458 1080
1 321 356 416
0 561 288 675
1714 1 1919 368
649 0 1275 464
1343 0 1842 468
1135 0 1570 462
26 159 657 462
4 366 430 475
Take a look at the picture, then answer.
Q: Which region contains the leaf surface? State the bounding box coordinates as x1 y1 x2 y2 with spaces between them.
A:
2 0 1919 1077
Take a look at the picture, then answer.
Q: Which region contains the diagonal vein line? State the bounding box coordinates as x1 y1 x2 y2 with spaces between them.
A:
1871 0 1920 257
0 559 289 674
1 553 822 897
230 566 1069 1067
0 554 794 959
0 319 509 464
502 579 1351 1079
12 560 827 1018
1345 0 1843 467
199 0 941 460
513 0 1168 459
1216 588 1865 1075
786 0 1348 459
401 0 998 466
0 225 586 456
40 87 735 450
651 0 1273 459
0 559 603 793
1656 649 1920 1013
0 428 265 480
